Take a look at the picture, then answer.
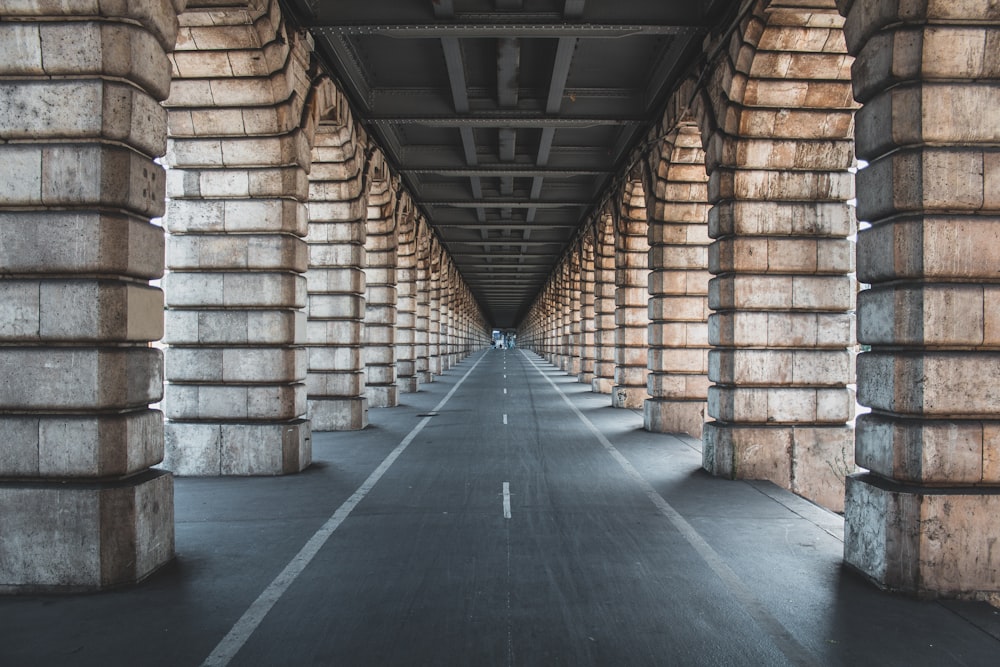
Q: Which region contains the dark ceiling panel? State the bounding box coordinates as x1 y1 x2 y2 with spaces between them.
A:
282 0 742 328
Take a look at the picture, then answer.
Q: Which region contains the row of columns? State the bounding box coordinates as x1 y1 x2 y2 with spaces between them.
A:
1 0 998 602
520 0 1000 599
0 0 489 591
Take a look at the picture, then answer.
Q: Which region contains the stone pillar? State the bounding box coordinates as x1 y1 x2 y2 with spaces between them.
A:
645 123 712 437
699 1 857 511
613 181 652 409
363 166 399 408
428 246 443 377
0 3 175 590
578 238 598 384
592 215 617 394
568 251 584 377
305 119 368 431
163 2 311 473
396 204 419 393
839 0 1000 596
415 224 432 384
440 263 454 371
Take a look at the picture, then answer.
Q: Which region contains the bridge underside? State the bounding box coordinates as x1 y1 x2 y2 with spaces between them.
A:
1 0 1000 623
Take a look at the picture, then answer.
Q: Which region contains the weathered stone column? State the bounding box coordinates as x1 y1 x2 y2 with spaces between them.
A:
645 123 712 437
305 116 368 431
0 3 176 590
163 2 312 473
700 0 857 510
363 164 399 408
428 245 443 377
396 202 419 393
613 180 652 409
592 214 617 393
578 237 598 384
440 262 454 371
568 250 584 377
561 263 575 372
839 0 1000 597
414 223 432 384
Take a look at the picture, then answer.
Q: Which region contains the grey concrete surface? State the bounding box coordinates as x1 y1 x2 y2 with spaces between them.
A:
1 349 998 666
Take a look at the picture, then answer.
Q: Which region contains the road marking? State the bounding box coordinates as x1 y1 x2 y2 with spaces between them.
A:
502 482 511 519
201 353 487 667
503 388 507 394
503 413 508 425
520 350 819 667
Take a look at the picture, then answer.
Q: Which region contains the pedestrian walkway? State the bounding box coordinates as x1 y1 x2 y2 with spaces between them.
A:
2 350 999 666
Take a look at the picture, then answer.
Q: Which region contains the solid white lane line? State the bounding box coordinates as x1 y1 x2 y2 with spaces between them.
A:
502 482 512 519
201 353 487 667
520 350 819 667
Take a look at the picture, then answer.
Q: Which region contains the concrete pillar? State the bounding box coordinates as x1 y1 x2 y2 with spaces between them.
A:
363 165 399 408
592 214 617 394
613 181 652 409
415 225 432 384
839 0 1000 597
645 123 712 437
305 118 368 431
396 203 419 393
0 3 176 590
557 265 572 371
700 0 858 511
578 239 598 385
162 1 311 473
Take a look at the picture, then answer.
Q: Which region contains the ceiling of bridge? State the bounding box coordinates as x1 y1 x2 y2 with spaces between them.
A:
282 0 741 328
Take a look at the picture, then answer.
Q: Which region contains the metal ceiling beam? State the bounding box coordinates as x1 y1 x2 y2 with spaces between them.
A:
433 222 577 228
314 24 707 38
370 116 637 127
425 200 585 208
403 167 608 177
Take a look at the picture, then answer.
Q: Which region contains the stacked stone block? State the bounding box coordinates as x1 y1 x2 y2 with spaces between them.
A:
0 3 176 589
162 1 312 473
592 215 617 394
578 239 598 384
613 182 652 409
396 203 419 393
644 123 712 437
305 119 369 430
428 248 443 377
700 0 858 511
414 225 432 384
838 0 1000 597
363 167 399 408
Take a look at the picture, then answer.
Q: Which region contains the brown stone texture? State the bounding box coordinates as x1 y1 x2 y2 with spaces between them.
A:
162 0 311 473
644 122 712 436
0 2 176 590
364 158 400 409
842 0 1000 597
698 0 858 512
303 109 369 431
396 199 420 393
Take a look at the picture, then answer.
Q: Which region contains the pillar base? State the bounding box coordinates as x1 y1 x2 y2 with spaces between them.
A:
419 371 433 384
163 420 311 475
611 385 648 409
643 398 706 438
702 422 853 512
367 385 398 408
308 397 368 431
592 378 614 394
0 470 174 593
845 473 1000 599
397 377 419 393
578 371 594 385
